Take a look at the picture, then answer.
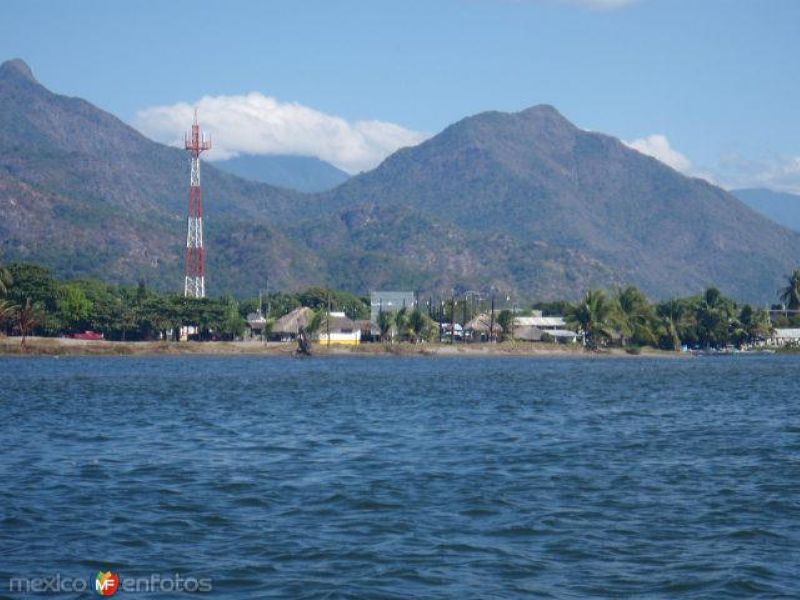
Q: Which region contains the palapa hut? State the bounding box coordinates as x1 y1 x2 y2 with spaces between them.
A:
272 306 315 341
464 313 502 342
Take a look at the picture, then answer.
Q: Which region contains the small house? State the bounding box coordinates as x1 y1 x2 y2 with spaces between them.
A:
770 328 800 347
318 312 361 346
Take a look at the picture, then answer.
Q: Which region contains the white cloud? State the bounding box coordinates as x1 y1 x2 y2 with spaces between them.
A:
133 93 428 174
625 136 800 193
625 134 693 173
714 155 800 194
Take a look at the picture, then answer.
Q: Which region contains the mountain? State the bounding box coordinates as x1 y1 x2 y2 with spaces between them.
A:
323 106 800 301
0 58 320 289
732 188 800 233
212 154 349 193
2 57 800 303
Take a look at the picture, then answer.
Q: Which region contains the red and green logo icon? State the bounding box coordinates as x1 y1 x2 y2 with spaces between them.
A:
95 571 119 596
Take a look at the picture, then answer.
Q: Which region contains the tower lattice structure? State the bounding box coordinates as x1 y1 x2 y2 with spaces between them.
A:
184 110 211 298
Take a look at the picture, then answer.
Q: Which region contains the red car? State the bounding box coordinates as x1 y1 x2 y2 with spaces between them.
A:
70 331 105 340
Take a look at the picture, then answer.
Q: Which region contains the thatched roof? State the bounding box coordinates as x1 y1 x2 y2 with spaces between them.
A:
326 313 356 333
465 313 503 333
273 307 314 335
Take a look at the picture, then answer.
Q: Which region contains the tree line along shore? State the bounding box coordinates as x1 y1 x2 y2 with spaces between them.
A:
2 262 800 355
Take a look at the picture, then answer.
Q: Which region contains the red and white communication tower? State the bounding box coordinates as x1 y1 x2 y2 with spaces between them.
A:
184 110 211 298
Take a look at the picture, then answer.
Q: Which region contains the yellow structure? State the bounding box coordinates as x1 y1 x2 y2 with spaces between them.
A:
318 311 361 345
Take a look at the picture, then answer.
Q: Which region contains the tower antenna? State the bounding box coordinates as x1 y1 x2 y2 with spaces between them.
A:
183 109 211 297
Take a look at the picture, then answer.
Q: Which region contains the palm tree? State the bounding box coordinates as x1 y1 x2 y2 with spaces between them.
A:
408 308 428 343
695 287 734 349
657 299 685 351
15 297 40 349
394 307 409 342
0 300 14 333
567 289 614 350
377 311 394 343
739 304 773 345
613 286 656 347
0 265 11 297
780 269 800 311
295 309 326 355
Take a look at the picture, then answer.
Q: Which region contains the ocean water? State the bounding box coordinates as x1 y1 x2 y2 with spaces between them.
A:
0 355 798 598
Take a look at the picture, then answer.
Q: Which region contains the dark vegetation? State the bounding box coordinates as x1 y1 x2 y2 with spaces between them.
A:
2 261 797 352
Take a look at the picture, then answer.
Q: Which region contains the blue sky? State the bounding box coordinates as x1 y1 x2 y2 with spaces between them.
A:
1 0 798 186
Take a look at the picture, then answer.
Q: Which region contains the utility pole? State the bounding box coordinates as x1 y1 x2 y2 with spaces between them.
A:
264 275 269 319
490 295 496 343
510 295 516 343
450 295 456 344
462 294 467 343
326 291 331 348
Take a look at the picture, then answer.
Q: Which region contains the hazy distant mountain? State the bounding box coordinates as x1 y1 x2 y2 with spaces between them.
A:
732 188 800 233
212 154 349 193
2 57 800 303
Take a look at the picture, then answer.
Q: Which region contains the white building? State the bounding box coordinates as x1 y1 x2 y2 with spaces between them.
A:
514 313 579 343
770 328 800 347
317 312 361 346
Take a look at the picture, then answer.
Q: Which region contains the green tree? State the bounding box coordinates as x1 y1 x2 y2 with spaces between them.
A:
531 300 572 316
408 308 431 343
303 308 327 340
496 309 513 342
694 287 737 349
136 279 148 304
739 304 773 345
15 298 42 348
57 283 93 332
297 287 369 319
656 299 686 351
139 296 173 340
217 296 246 340
6 264 59 333
613 286 656 347
0 299 14 332
266 292 301 320
394 307 410 341
377 310 395 342
780 269 800 322
567 289 614 349
0 264 13 335
0 264 13 296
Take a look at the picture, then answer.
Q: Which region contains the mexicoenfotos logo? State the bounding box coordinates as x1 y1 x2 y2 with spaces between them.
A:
95 571 120 596
8 570 212 594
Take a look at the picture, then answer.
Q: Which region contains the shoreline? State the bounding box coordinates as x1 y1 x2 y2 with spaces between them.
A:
0 336 689 358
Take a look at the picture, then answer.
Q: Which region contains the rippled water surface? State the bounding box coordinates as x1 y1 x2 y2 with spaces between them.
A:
1 355 799 598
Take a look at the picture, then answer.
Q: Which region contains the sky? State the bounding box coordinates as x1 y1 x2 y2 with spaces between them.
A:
0 0 798 187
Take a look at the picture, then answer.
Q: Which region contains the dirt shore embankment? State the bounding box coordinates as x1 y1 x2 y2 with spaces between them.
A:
0 336 685 358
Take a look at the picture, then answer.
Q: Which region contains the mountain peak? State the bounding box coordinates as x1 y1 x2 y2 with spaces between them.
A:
516 104 575 127
519 104 563 118
0 58 37 83
460 103 576 136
